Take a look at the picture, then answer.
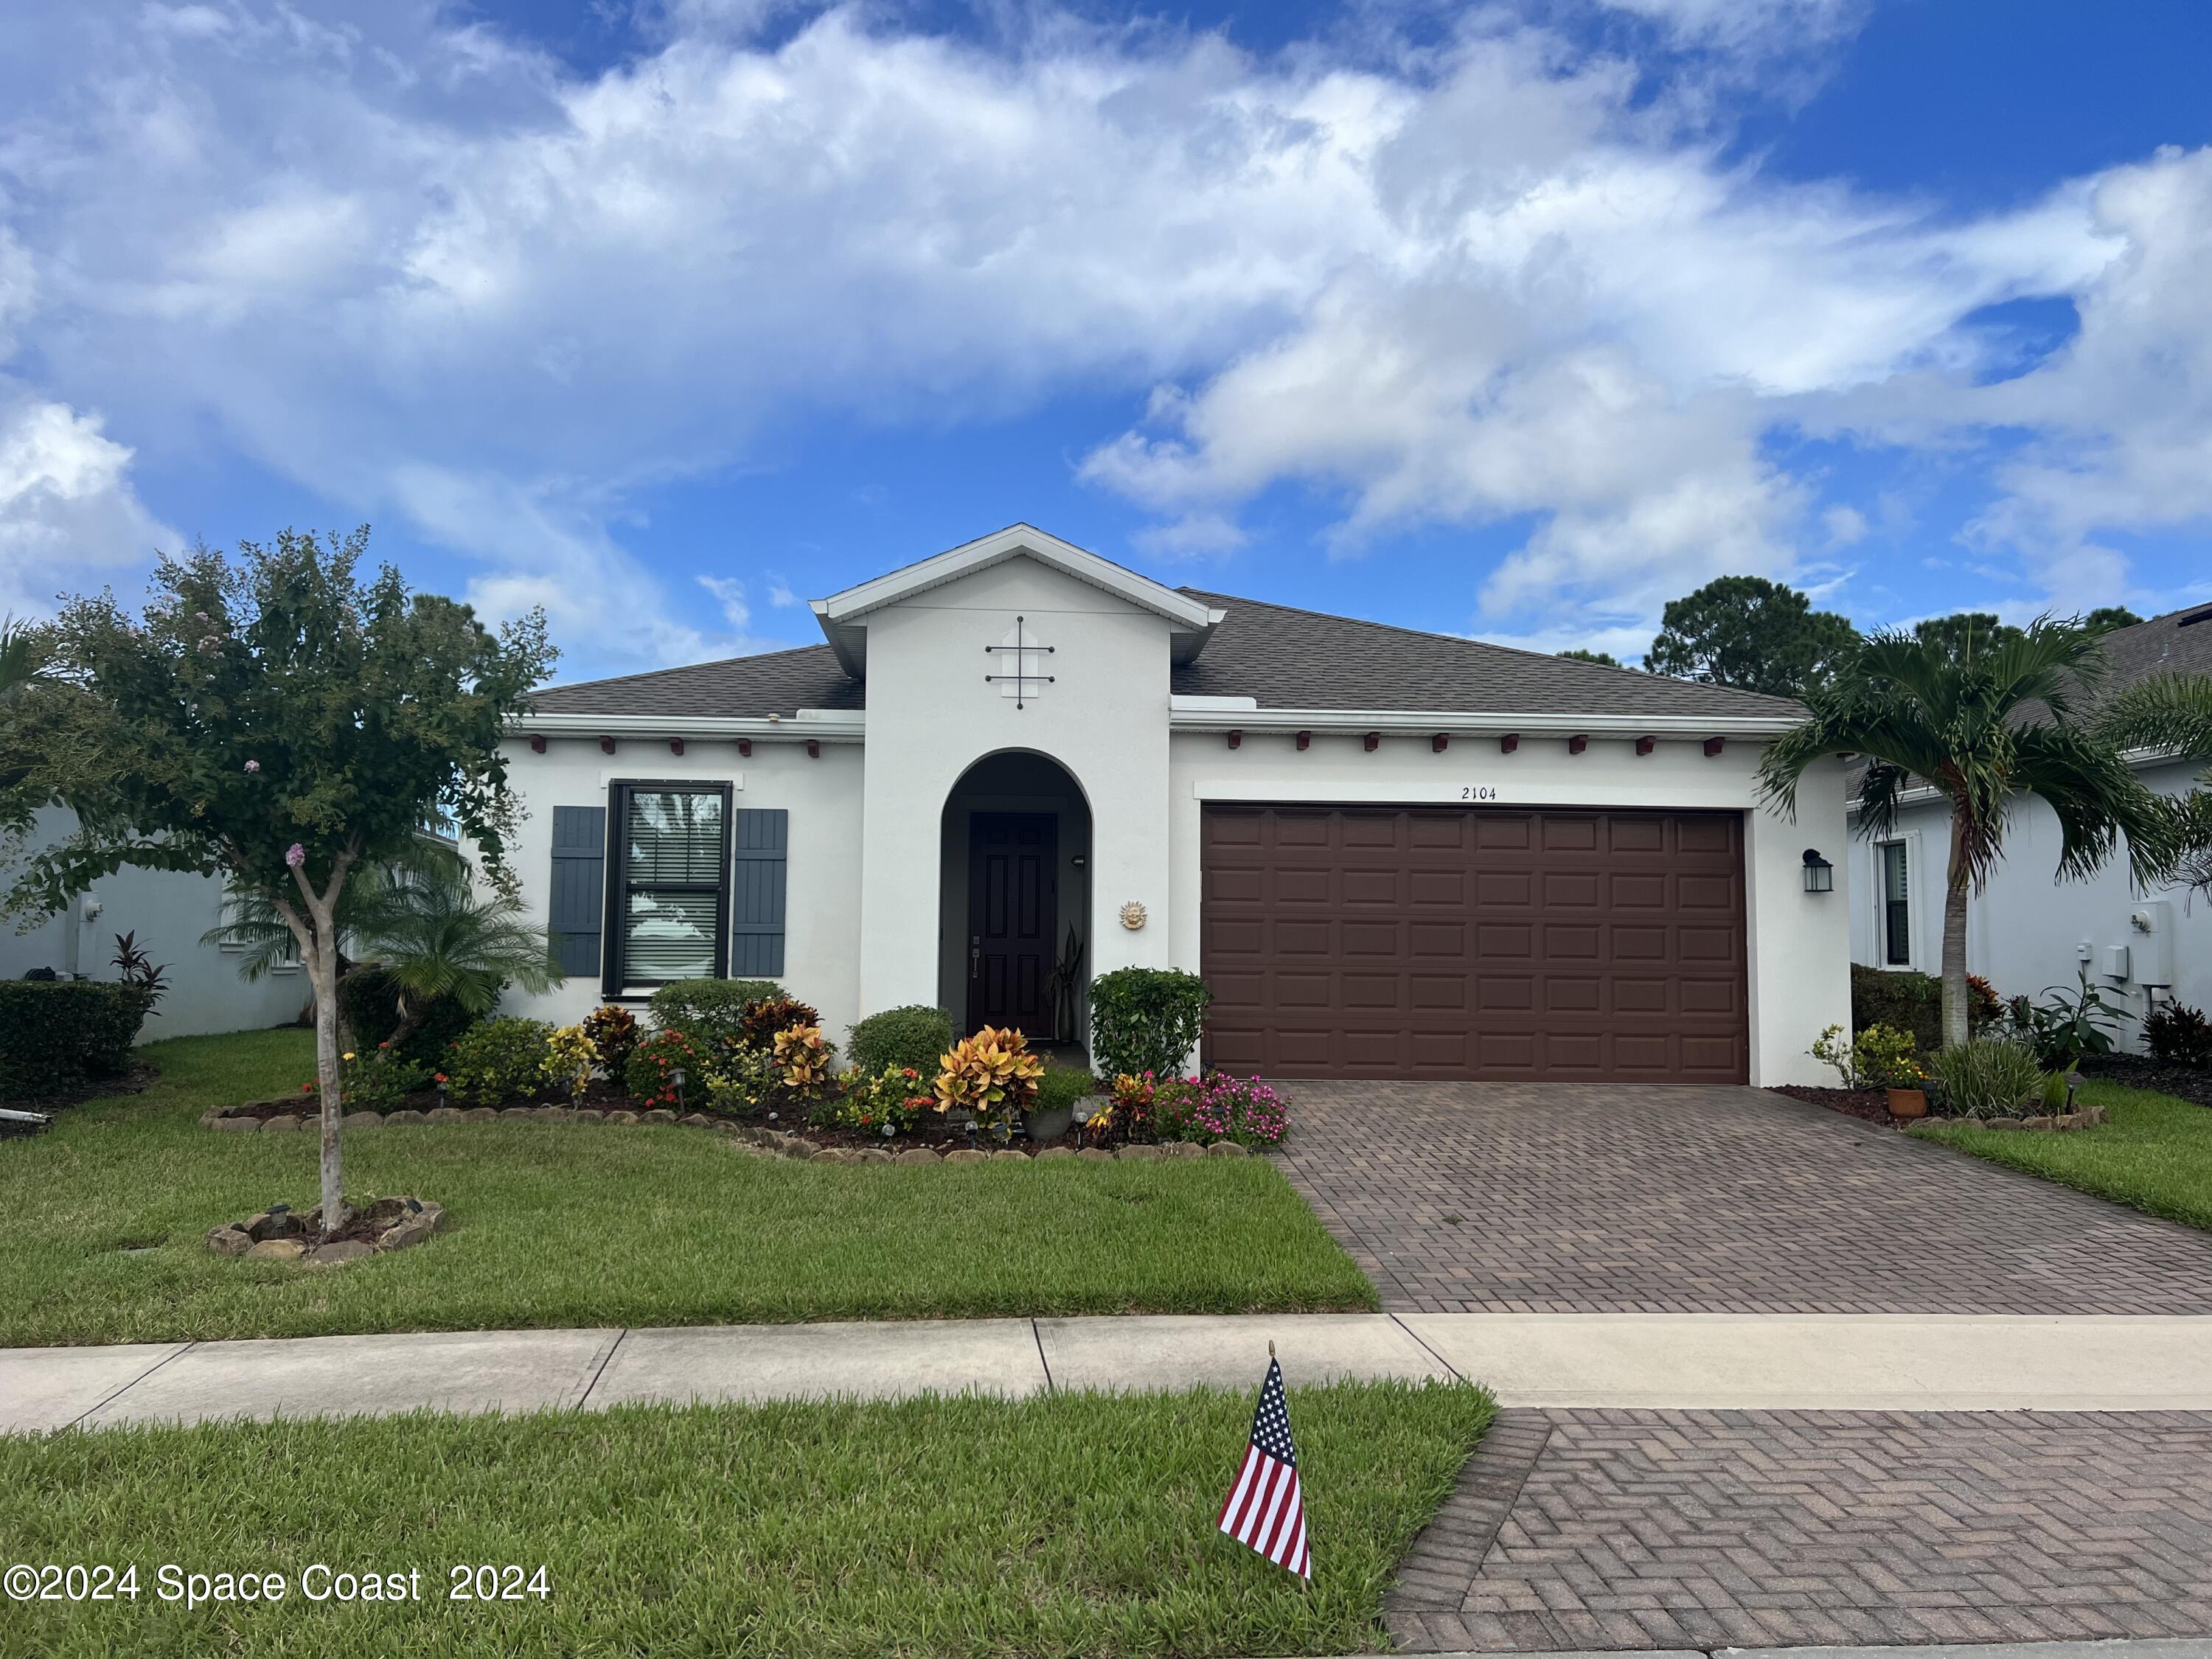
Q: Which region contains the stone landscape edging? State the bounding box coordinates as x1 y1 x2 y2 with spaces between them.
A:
1950 1102 2110 1133
198 1099 1253 1164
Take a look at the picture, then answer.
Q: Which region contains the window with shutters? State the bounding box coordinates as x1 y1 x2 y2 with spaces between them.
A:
611 782 732 988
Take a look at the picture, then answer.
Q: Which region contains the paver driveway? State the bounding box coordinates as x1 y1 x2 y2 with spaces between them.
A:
1273 1082 2212 1314
1388 1407 2212 1652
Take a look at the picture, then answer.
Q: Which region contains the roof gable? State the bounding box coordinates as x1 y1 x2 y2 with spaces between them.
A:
811 524 1220 676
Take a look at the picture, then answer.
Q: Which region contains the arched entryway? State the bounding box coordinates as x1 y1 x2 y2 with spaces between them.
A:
939 751 1092 1048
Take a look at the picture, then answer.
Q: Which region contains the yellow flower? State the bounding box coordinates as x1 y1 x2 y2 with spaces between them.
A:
342 1051 355 1061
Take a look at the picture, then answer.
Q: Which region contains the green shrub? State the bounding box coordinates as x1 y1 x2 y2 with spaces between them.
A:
1926 1037 2045 1119
2143 1002 2212 1068
830 1064 937 1137
340 1046 430 1111
849 1004 955 1077
441 1016 553 1107
1032 1064 1099 1116
1089 968 1211 1082
626 1029 712 1110
0 981 153 1099
338 967 480 1068
646 979 783 1051
1850 964 2001 1052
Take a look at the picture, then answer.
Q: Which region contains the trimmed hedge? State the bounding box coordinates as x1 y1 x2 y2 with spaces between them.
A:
848 1004 955 1077
1849 962 2000 1054
647 978 783 1052
0 980 153 1100
338 967 481 1069
1089 967 1211 1082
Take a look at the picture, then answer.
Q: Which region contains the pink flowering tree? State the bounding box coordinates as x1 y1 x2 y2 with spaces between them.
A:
8 530 554 1236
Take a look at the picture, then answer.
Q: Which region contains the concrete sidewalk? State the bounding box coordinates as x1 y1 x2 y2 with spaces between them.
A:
8 1312 2212 1433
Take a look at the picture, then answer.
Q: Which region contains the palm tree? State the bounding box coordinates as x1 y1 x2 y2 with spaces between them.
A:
352 860 563 1046
2098 669 2212 898
204 839 561 1044
1758 617 2172 1048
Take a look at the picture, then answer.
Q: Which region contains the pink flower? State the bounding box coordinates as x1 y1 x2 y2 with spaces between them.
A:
285 844 305 869
243 760 260 773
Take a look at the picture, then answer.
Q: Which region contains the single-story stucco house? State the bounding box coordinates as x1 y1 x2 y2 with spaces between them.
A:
1848 601 2212 1044
499 525 1851 1085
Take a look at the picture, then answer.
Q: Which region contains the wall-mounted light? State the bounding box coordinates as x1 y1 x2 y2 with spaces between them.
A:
1801 849 1834 894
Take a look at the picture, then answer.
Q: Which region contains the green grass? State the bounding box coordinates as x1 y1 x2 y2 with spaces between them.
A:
0 1030 1374 1347
1910 1077 2212 1231
0 1380 1489 1658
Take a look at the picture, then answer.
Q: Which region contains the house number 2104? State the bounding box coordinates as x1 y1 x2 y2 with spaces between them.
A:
1459 785 1500 801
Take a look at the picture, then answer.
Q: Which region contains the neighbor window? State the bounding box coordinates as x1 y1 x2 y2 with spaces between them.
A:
1880 841 1910 967
612 782 731 987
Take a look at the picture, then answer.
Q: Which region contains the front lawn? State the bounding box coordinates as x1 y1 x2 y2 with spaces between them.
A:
0 1380 1488 1658
1910 1077 2212 1231
0 1030 1373 1348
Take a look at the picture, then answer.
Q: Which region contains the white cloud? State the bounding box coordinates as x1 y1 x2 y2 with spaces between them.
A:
0 0 2202 664
0 389 177 616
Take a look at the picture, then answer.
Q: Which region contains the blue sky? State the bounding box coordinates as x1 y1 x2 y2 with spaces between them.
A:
1 0 2208 684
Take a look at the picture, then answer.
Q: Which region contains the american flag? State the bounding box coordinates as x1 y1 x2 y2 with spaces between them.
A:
1216 1354 1310 1578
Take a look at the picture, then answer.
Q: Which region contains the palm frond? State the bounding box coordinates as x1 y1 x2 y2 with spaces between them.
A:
2096 672 2212 760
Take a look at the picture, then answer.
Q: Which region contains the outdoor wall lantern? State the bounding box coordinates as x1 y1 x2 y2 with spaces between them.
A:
1801 849 1834 894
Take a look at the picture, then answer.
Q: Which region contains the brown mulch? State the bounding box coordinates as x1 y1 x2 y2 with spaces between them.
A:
1770 1083 1910 1129
2078 1053 2212 1110
2 1061 160 1113
216 1088 1086 1155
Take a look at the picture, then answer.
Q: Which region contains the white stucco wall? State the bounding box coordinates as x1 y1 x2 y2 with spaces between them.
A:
497 734 868 1042
1848 760 2212 1045
1167 733 1852 1086
856 558 1174 1018
0 807 309 1039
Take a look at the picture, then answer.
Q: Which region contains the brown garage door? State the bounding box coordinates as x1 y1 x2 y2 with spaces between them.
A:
1201 805 1747 1082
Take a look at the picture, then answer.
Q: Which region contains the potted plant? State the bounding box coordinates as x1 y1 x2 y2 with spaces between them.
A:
1023 1063 1093 1144
1855 1024 1927 1118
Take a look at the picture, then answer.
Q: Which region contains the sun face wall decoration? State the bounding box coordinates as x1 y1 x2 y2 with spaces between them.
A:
1119 901 1147 931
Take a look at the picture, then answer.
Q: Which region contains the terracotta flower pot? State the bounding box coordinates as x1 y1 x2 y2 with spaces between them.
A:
1885 1088 1928 1120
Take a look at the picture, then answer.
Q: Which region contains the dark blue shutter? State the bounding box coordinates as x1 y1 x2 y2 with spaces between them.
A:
549 806 605 981
730 808 787 976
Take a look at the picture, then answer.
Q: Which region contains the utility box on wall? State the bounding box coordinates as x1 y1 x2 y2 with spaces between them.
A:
2129 901 2177 988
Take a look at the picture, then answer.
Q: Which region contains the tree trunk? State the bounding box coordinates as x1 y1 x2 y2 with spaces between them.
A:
307 934 346 1237
1941 815 1972 1050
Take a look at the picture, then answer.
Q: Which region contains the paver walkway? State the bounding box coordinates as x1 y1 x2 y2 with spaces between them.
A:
1387 1408 2212 1653
1274 1082 2212 1314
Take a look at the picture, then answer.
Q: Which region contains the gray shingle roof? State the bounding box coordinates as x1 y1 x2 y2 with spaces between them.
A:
2094 601 2212 695
526 586 1812 722
1171 588 1805 719
528 643 862 719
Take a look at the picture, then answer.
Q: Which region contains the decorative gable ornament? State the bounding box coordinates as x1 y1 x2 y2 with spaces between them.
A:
984 615 1054 708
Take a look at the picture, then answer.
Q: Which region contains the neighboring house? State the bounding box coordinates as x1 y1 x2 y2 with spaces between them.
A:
0 805 308 1038
501 525 1851 1085
1847 602 2212 1041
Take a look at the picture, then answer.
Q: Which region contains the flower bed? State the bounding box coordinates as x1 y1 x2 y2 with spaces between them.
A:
219 987 1298 1160
198 1094 1256 1162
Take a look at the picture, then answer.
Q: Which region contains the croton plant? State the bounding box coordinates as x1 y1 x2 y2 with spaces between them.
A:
932 1026 1046 1133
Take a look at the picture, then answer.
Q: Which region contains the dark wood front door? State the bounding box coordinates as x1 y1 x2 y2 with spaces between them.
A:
967 812 1058 1037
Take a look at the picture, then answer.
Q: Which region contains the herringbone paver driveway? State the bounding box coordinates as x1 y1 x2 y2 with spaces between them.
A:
1274 1081 2212 1313
1388 1408 2212 1652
